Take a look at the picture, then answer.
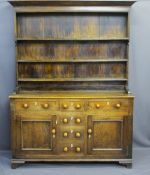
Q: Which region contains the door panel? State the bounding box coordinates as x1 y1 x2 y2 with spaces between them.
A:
87 115 131 158
15 114 57 157
93 121 122 149
21 121 52 150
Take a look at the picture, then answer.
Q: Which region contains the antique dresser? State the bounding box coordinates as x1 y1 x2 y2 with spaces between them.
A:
9 0 135 169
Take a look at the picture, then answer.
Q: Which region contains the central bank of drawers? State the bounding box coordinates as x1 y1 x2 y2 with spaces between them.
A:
14 98 130 154
59 114 85 155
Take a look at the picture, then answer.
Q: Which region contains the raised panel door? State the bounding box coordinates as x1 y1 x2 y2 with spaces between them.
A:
87 115 132 159
13 113 57 158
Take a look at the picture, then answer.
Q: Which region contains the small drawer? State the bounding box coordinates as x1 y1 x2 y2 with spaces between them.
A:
60 128 84 140
15 99 58 111
87 99 129 114
59 143 84 155
60 100 84 111
60 115 84 125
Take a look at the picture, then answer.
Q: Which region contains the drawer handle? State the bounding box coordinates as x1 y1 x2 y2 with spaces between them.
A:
43 103 49 109
95 103 100 109
63 132 68 137
63 118 68 124
76 118 81 124
23 103 29 109
76 147 81 153
116 103 121 108
88 129 92 134
63 104 68 109
75 104 81 109
75 132 81 138
63 147 69 152
51 129 56 134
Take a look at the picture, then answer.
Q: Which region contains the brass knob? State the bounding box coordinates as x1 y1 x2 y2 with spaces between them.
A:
96 103 100 109
23 103 28 109
43 103 49 109
63 147 68 152
75 132 81 138
88 129 92 134
63 104 68 109
76 147 81 152
76 104 81 109
76 118 81 124
63 118 68 123
63 132 68 137
51 129 56 134
116 103 121 108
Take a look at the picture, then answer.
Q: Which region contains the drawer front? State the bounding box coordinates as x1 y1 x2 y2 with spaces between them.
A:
60 100 84 111
15 99 59 111
59 142 84 155
59 114 85 126
59 126 84 140
87 99 130 115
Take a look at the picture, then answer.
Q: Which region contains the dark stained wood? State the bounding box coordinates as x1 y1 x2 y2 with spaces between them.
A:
18 81 126 91
21 121 51 149
9 0 135 7
9 0 134 168
15 12 128 91
16 13 127 39
18 62 126 79
87 115 129 157
10 95 133 160
17 41 127 60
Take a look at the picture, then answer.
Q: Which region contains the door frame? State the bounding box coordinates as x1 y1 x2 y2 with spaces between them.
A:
87 115 132 158
14 113 57 156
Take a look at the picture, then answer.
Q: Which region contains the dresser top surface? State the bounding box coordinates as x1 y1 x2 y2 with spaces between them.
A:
8 0 135 6
9 91 134 99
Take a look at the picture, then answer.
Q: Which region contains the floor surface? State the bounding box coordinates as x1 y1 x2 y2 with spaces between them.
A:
0 148 150 175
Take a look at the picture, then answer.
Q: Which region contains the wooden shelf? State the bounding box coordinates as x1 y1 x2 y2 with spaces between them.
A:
16 38 129 41
17 59 128 63
15 8 129 91
18 78 127 82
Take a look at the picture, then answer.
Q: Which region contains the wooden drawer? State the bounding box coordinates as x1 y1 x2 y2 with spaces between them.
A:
59 127 84 140
87 99 130 115
59 142 84 155
14 99 59 111
60 100 84 111
59 114 85 126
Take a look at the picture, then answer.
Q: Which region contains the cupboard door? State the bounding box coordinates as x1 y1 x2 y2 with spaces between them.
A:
14 113 57 158
87 115 132 158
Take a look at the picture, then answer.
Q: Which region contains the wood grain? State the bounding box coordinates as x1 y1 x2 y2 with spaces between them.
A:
18 62 126 80
8 0 135 7
10 0 134 168
10 95 133 160
17 41 127 60
17 13 127 39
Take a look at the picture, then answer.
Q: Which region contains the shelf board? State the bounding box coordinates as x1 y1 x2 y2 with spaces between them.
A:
16 38 129 41
17 59 128 63
18 78 127 82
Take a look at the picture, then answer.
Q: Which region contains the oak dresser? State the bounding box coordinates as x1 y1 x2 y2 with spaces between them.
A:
9 0 135 169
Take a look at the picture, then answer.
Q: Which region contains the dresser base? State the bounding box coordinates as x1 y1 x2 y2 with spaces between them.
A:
11 159 132 169
10 92 134 169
